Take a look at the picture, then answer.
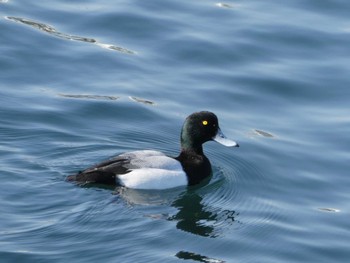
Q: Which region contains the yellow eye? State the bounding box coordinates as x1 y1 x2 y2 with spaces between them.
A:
202 120 208 126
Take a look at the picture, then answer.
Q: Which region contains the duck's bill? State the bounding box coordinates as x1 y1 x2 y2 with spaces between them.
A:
213 128 239 147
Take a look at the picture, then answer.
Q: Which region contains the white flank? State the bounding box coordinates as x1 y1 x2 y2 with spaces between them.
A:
117 150 187 189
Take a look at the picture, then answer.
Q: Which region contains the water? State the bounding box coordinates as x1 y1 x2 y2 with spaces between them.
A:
1 0 350 262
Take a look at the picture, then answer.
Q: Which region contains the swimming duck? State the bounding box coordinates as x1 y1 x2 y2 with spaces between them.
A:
67 111 238 189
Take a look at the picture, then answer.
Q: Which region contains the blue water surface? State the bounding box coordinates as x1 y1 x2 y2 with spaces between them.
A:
1 0 350 262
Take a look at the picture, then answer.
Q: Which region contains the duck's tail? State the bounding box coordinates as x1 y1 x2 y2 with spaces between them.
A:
65 170 117 185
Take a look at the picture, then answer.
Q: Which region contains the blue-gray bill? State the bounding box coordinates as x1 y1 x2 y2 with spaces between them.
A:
213 128 239 147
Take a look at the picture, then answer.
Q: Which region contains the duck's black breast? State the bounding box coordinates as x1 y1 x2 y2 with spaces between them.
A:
176 151 212 185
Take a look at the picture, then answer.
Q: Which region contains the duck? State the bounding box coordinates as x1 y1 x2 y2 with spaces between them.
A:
66 111 239 189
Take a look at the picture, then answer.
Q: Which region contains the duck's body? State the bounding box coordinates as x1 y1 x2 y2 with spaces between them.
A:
67 111 238 189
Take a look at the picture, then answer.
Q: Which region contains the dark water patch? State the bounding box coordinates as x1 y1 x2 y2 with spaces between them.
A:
176 250 225 263
318 207 341 213
129 96 156 106
5 16 136 54
58 94 119 101
58 93 157 106
253 129 275 138
215 3 235 9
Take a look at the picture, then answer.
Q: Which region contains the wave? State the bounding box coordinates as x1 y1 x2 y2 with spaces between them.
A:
5 16 136 55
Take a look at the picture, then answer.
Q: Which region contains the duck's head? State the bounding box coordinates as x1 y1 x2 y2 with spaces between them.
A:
180 111 239 153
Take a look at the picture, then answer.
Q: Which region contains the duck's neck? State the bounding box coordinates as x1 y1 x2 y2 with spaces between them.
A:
180 130 204 155
181 144 204 155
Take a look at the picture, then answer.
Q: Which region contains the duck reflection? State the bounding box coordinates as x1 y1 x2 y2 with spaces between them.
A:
169 192 217 237
168 190 237 237
175 250 225 263
115 186 238 238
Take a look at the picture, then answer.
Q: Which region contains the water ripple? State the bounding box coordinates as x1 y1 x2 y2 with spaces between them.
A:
203 151 278 236
5 16 136 55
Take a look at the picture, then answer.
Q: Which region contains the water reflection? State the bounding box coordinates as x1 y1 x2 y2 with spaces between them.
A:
168 191 237 238
176 250 225 263
171 193 216 237
117 187 238 238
